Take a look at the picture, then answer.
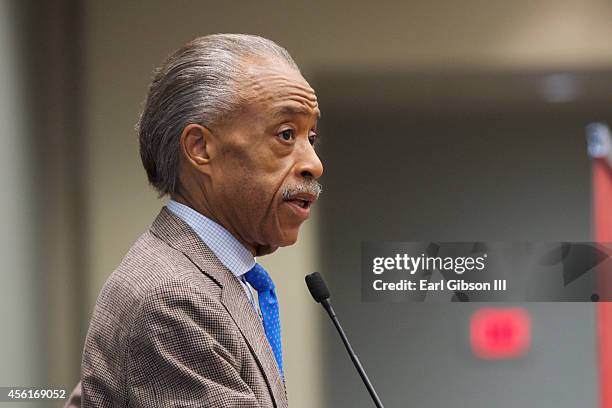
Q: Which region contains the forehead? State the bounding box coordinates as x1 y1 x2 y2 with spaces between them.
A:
240 60 320 119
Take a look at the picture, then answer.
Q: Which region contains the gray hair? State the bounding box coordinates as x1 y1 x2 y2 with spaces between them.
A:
137 33 299 196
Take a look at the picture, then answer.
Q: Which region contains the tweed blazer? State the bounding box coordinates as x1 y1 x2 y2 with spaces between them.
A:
76 207 288 407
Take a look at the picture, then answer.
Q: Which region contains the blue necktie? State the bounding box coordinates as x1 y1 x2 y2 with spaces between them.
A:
244 263 283 377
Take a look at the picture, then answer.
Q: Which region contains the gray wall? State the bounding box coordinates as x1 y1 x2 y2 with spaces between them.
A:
316 71 605 407
0 0 40 395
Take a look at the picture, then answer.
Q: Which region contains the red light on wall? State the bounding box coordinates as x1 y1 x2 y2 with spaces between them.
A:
470 308 531 359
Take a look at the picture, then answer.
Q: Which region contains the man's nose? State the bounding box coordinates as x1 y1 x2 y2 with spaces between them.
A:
295 142 323 180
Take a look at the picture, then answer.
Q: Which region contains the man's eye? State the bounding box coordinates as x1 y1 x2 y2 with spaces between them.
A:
308 133 318 146
278 129 293 142
279 129 294 141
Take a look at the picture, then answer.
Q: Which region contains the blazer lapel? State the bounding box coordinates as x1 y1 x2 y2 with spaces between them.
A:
150 207 287 407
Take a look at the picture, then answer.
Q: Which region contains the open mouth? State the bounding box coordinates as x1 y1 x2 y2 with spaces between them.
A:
284 194 316 208
282 197 314 221
285 199 312 209
283 193 316 213
295 199 311 209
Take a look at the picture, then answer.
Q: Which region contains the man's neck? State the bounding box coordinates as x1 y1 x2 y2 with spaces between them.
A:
169 192 275 256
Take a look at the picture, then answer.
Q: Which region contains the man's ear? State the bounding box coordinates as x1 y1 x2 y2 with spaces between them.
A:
179 124 214 175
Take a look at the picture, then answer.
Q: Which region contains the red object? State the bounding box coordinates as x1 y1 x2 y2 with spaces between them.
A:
470 308 531 359
594 158 612 408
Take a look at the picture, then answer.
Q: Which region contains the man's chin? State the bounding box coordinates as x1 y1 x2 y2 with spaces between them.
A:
256 229 300 256
254 243 279 257
280 227 301 246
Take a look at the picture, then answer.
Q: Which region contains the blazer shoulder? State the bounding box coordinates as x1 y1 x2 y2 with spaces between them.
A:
91 230 222 335
82 230 231 407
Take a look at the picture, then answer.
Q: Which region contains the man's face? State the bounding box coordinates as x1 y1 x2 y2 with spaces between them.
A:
206 59 323 256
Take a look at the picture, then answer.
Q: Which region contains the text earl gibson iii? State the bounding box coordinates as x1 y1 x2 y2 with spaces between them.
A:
372 278 507 292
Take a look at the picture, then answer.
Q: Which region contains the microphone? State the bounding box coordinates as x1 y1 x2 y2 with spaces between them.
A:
305 272 385 408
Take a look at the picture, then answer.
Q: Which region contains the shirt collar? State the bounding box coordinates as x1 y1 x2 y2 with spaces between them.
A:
166 200 255 278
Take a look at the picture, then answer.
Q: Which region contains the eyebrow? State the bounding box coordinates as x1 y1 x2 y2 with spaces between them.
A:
273 105 321 120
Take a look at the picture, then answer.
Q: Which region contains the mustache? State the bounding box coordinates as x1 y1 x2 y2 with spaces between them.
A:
281 180 323 200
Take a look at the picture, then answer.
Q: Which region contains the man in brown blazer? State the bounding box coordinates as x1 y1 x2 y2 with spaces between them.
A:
65 34 323 407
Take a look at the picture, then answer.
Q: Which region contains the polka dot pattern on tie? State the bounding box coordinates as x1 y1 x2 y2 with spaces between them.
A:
244 263 283 378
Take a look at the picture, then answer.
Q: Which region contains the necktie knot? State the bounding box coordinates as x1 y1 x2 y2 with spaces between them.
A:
244 263 275 293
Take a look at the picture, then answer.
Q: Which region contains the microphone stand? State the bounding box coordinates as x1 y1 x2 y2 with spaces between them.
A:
320 298 385 408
